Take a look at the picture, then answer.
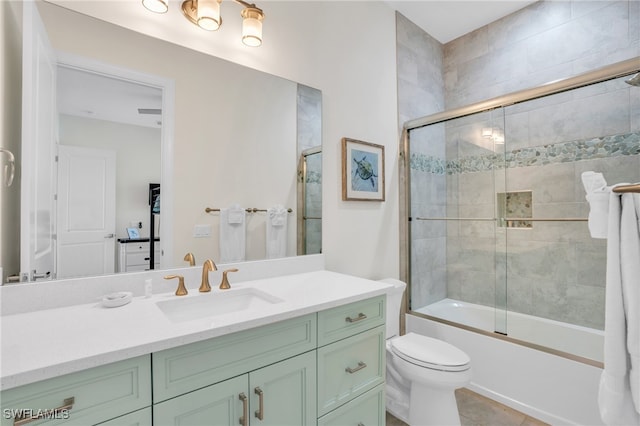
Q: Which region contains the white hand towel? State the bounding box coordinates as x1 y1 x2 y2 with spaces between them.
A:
598 191 640 425
266 205 288 259
581 171 610 239
220 204 246 263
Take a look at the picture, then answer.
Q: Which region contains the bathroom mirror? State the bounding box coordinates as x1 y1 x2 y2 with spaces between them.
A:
4 1 322 283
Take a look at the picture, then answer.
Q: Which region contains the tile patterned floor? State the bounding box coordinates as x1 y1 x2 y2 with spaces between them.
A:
386 388 550 426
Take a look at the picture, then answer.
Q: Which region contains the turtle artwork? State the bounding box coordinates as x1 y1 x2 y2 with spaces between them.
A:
351 150 378 192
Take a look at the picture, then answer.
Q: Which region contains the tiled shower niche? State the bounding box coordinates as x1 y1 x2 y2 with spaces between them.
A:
497 191 532 228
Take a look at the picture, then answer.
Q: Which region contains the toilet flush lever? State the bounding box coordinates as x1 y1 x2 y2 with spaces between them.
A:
345 312 367 323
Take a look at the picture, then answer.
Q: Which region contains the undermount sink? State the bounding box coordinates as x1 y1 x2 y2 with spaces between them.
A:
156 287 284 323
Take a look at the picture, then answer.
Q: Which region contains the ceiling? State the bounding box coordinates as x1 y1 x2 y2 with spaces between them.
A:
385 0 537 43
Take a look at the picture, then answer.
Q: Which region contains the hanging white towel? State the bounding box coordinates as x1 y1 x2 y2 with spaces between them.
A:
598 189 640 426
266 205 288 259
219 204 246 263
582 171 610 239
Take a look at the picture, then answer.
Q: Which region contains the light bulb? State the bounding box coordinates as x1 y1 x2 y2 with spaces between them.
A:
197 0 221 31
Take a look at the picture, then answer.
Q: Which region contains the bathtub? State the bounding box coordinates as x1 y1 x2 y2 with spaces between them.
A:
407 299 605 425
416 298 604 363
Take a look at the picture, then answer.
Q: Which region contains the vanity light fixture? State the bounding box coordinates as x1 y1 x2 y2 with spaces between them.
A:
142 0 168 14
482 127 505 144
143 0 265 47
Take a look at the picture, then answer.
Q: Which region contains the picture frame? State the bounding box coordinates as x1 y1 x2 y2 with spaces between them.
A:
342 137 385 201
126 227 140 239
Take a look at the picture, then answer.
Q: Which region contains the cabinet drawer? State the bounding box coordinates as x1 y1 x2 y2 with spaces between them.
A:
317 326 385 416
153 314 317 402
318 296 385 346
124 243 150 253
0 355 151 426
318 384 385 426
126 253 158 266
96 407 151 426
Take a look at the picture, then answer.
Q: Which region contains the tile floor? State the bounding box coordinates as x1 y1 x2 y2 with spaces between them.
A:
385 388 550 426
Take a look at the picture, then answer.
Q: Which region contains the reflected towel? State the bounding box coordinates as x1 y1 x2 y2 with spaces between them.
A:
598 191 640 425
266 205 287 259
581 171 610 239
220 204 246 263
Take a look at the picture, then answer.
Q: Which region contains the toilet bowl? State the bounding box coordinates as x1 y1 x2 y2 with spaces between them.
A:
380 278 472 426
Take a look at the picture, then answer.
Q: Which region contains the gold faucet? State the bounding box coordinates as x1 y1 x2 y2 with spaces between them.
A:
165 275 188 296
199 259 218 292
219 268 238 290
184 252 196 266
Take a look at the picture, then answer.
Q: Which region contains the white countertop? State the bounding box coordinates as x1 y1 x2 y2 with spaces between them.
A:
0 270 391 391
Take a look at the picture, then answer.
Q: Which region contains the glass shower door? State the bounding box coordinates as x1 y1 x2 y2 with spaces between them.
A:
406 107 508 336
298 147 322 255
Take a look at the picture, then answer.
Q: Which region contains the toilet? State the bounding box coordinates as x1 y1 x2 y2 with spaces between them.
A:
381 278 472 426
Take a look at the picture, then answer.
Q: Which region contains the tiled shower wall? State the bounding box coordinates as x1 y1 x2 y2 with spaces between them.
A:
398 0 640 329
396 13 447 309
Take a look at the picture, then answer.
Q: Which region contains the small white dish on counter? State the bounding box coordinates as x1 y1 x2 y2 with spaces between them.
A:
101 292 133 308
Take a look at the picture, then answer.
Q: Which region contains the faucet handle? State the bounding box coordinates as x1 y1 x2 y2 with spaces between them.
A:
165 275 188 296
219 268 238 290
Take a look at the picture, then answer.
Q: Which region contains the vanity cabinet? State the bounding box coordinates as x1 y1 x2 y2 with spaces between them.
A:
117 240 160 272
1 295 386 426
153 351 316 425
0 356 151 426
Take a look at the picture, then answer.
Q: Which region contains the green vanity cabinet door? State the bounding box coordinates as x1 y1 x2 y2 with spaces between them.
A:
153 351 316 426
0 355 151 426
97 407 152 426
317 296 385 346
249 350 317 426
317 384 385 426
317 326 385 417
153 375 248 426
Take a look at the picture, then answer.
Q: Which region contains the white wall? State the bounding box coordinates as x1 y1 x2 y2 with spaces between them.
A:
44 1 400 279
0 1 23 283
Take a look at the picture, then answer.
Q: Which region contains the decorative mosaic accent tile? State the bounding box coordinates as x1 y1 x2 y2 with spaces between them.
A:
305 171 322 184
409 152 447 174
410 132 640 174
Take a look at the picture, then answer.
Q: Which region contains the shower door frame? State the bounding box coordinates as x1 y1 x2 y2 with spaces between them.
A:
399 56 640 368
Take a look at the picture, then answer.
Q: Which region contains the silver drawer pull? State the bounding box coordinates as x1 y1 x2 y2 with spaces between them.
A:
345 361 367 374
345 313 367 323
239 393 248 426
14 397 74 426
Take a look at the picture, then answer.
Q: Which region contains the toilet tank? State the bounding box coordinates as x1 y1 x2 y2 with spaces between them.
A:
379 278 407 339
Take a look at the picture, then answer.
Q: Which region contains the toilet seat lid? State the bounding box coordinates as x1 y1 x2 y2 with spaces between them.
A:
390 332 470 372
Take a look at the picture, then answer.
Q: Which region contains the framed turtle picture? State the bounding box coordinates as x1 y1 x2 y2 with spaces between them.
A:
342 137 385 201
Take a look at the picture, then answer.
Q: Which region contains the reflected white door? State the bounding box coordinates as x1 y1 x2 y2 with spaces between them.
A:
20 0 57 282
56 145 116 279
